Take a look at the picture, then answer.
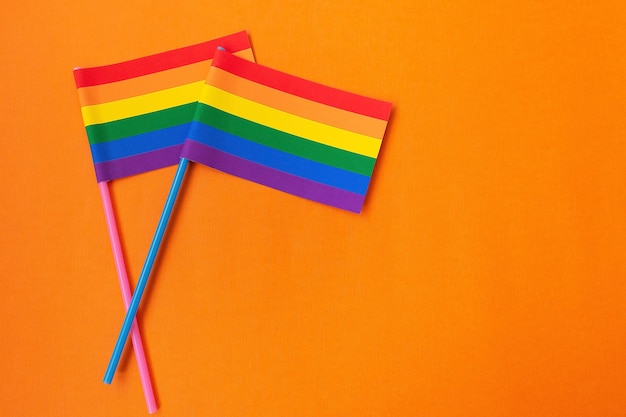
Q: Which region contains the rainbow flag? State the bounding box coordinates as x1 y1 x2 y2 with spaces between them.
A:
74 31 254 182
181 49 392 213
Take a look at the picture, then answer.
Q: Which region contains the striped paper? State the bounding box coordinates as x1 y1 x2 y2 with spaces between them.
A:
181 50 392 213
74 31 254 182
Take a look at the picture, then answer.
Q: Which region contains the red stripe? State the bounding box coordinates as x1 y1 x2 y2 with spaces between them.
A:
74 31 250 88
211 49 392 121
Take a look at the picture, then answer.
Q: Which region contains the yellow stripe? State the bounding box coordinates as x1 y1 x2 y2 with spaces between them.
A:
199 85 382 158
81 81 205 126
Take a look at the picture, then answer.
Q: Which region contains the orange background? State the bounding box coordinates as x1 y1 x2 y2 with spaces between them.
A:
2 1 626 416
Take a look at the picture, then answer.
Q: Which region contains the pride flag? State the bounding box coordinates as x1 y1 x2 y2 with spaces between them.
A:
74 31 254 182
181 49 392 213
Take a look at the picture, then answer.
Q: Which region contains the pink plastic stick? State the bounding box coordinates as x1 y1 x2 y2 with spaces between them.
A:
98 181 157 413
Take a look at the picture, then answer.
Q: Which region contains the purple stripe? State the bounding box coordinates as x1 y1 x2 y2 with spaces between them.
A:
181 140 365 213
94 145 183 182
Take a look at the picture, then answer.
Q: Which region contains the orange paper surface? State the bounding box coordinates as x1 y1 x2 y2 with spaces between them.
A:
2 1 626 416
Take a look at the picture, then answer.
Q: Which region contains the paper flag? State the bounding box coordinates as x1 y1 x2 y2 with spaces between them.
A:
180 49 392 213
74 31 254 182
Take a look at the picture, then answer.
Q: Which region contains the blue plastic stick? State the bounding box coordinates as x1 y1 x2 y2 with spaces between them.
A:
104 157 190 383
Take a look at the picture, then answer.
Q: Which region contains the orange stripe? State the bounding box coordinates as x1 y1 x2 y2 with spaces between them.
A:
233 48 255 65
206 66 388 139
77 48 255 106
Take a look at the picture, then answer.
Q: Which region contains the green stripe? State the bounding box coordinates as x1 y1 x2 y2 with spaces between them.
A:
194 104 376 177
85 102 197 145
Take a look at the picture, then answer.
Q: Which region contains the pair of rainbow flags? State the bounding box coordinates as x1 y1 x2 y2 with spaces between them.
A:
74 31 391 412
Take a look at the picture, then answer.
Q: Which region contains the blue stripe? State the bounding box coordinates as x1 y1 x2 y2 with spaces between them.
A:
90 123 192 163
187 121 370 195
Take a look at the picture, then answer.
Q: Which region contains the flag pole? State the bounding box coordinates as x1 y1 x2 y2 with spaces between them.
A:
98 181 158 413
104 157 190 384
